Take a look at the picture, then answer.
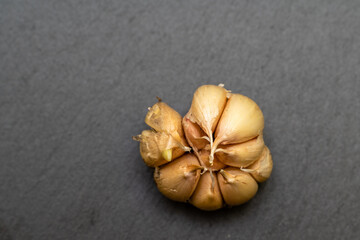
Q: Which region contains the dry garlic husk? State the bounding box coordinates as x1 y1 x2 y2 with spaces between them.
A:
210 94 264 163
145 101 189 150
182 113 209 151
215 134 265 168
186 85 228 147
247 146 273 183
133 130 187 167
218 168 258 206
190 172 223 211
154 153 201 202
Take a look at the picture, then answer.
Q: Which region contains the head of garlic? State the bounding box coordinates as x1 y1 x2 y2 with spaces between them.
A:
134 85 273 211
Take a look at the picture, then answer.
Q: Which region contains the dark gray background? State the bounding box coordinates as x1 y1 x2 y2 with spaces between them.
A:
1 0 359 239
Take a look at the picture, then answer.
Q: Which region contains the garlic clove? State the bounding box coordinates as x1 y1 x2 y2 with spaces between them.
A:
215 134 265 168
215 94 264 144
186 85 228 146
198 150 226 171
154 153 201 202
145 101 189 150
133 130 186 167
247 146 273 182
190 172 223 211
182 113 209 151
218 167 258 206
210 94 264 164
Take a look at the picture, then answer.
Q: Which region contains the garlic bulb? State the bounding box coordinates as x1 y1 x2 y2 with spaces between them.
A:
133 130 187 167
190 172 223 211
218 168 258 206
215 134 265 168
154 153 201 202
247 146 273 182
134 85 273 211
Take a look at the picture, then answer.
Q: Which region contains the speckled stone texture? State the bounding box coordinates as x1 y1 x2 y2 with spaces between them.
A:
1 0 359 239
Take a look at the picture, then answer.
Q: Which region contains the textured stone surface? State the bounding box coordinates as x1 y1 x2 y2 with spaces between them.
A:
1 0 359 239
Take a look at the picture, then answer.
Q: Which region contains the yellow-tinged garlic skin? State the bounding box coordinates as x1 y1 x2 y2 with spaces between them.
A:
145 102 188 148
247 146 273 182
182 113 209 151
187 85 228 138
190 172 223 211
154 154 201 202
214 94 264 145
218 168 258 206
215 134 265 168
135 130 186 167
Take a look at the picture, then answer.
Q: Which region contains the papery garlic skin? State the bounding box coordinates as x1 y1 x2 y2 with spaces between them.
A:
186 85 228 144
190 172 223 211
247 146 273 182
145 101 189 149
218 168 258 206
215 134 265 168
154 154 201 202
133 130 186 167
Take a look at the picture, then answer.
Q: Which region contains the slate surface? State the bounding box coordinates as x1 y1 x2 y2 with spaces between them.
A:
1 0 359 239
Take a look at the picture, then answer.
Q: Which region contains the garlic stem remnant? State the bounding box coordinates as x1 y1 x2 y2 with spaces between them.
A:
133 85 273 210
